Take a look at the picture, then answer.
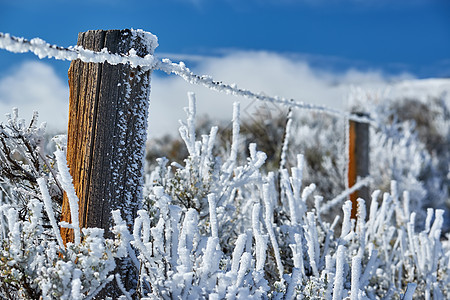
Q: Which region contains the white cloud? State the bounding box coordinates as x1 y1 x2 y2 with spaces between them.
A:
0 61 69 132
149 51 413 137
3 53 447 141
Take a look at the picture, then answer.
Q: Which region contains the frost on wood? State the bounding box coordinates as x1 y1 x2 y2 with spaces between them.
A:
62 29 158 242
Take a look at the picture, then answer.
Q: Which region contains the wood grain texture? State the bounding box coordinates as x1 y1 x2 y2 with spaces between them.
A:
61 30 153 244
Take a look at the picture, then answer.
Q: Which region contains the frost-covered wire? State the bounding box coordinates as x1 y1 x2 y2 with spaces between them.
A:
158 58 375 124
0 31 158 68
0 32 376 125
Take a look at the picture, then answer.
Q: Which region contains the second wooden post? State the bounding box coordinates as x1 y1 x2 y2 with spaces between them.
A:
348 114 370 218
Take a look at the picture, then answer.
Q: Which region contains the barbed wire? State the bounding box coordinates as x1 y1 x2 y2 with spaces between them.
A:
0 32 376 126
156 59 376 125
0 32 158 68
0 32 376 202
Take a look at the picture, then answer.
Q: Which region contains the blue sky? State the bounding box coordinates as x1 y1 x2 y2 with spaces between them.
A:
1 0 449 78
0 0 449 135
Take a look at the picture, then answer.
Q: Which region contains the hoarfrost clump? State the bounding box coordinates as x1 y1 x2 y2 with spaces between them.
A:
0 94 449 299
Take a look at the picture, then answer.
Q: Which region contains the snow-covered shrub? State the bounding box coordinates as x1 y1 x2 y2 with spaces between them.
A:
0 112 118 299
0 93 449 299
349 89 450 229
145 93 267 255
125 94 450 299
145 90 450 230
0 108 62 217
0 186 117 299
144 108 345 205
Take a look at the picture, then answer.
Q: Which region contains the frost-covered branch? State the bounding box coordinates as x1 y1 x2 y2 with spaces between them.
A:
55 150 80 245
320 176 372 214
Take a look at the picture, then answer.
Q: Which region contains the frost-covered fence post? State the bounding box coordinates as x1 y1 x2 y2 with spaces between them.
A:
348 113 369 218
60 29 157 244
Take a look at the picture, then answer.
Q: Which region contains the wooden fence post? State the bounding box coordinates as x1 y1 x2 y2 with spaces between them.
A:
60 29 157 243
348 114 370 218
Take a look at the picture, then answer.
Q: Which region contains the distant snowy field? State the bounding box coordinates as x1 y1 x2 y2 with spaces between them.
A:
1 53 448 137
